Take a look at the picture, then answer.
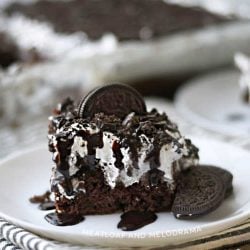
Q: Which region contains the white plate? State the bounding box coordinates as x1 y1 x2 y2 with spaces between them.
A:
0 137 249 248
175 69 250 137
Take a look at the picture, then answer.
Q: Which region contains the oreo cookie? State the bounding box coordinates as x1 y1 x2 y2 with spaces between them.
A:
205 165 233 198
172 165 233 219
78 84 146 119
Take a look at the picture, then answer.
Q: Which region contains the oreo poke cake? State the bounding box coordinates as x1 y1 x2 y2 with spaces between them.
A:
43 84 233 230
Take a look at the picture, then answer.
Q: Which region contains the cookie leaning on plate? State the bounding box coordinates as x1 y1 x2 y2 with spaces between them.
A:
172 165 233 219
43 84 233 230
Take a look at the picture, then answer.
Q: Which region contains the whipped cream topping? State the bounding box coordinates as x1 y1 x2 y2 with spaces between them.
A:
96 132 120 189
119 134 152 188
158 142 181 181
68 136 88 176
49 113 198 199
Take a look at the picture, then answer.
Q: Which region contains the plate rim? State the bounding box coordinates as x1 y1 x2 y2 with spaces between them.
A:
174 69 247 137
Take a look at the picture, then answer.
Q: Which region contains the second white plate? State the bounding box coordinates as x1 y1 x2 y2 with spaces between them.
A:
175 69 250 137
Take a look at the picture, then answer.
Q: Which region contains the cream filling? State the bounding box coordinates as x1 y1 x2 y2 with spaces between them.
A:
119 137 152 187
52 122 196 198
95 132 120 189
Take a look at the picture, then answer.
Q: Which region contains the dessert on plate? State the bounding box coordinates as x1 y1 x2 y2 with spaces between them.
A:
44 84 233 230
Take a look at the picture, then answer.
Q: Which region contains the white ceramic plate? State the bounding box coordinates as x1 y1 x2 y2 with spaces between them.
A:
175 69 250 137
0 137 249 248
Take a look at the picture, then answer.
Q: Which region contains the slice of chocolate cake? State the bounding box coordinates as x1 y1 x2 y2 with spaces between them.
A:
47 84 199 226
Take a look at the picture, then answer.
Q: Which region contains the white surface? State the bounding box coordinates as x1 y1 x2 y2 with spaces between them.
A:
175 69 250 137
0 137 249 248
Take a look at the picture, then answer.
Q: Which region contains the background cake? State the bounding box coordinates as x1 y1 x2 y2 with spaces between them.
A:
1 0 250 127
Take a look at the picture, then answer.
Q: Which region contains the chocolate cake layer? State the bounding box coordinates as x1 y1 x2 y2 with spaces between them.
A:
48 96 199 222
6 0 229 41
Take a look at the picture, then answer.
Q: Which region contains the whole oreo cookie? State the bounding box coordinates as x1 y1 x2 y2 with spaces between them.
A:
172 165 232 219
78 84 146 119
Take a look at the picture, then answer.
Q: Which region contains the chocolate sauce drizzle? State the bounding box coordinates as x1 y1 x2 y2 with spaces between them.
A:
30 191 158 229
33 165 233 228
118 211 157 231
30 192 158 229
45 212 84 226
29 191 85 226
